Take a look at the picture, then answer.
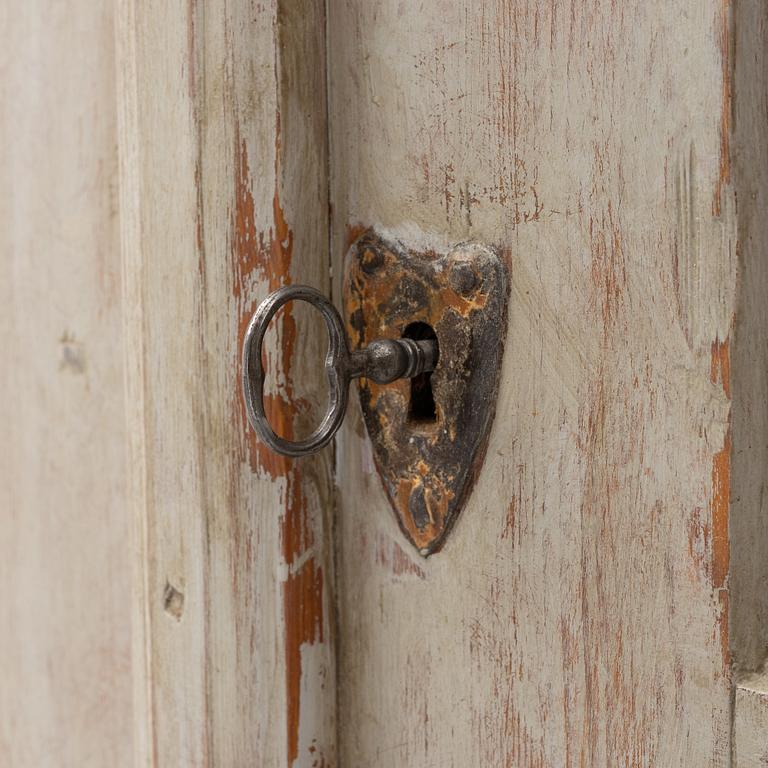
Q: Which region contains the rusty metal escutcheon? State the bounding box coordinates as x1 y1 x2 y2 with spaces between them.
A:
344 229 509 556
242 285 438 457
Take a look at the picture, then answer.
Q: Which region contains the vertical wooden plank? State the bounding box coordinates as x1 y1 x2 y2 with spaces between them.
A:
328 1 744 765
0 2 132 766
117 1 335 765
731 0 768 761
735 674 768 767
730 0 768 676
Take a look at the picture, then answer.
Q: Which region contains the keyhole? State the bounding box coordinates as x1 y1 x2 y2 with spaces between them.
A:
403 322 438 425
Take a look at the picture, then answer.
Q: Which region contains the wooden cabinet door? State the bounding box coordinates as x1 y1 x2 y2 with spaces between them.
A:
327 2 765 766
119 1 768 766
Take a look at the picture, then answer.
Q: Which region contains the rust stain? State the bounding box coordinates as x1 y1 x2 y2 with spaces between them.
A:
345 230 508 554
714 0 732 216
438 284 489 315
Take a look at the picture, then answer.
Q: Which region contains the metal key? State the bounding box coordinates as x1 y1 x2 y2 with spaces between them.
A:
242 285 438 457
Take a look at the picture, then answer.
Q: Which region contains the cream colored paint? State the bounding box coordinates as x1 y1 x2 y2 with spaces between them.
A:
729 0 768 679
0 2 132 766
328 1 752 765
735 673 768 767
110 0 768 765
117 0 334 765
5 0 768 765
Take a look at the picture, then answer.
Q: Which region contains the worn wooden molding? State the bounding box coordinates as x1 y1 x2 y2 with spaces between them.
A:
117 1 335 765
0 2 133 766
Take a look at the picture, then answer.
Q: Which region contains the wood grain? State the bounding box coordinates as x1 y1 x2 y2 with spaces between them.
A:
326 1 761 765
0 2 132 765
117 1 335 765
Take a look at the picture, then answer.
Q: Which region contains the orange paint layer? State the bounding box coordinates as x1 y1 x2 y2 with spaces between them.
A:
710 337 731 399
231 119 325 765
711 429 731 590
283 557 324 764
233 127 296 479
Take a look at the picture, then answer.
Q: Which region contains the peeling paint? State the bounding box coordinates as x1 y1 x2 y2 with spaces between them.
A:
283 554 324 764
231 119 328 765
233 127 297 479
710 337 731 671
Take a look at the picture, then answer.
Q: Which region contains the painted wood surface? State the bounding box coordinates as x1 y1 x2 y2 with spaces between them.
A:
0 2 133 766
735 673 768 768
730 0 768 678
117 1 335 765
114 0 768 765
326 1 764 765
730 2 768 764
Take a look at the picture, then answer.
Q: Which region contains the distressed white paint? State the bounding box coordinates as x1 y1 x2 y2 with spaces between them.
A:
327 1 765 765
117 1 335 765
730 0 768 677
730 0 768 762
735 673 768 767
110 0 768 765
0 2 132 766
